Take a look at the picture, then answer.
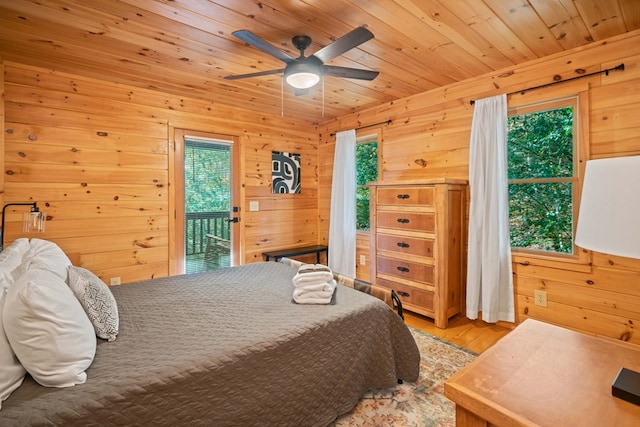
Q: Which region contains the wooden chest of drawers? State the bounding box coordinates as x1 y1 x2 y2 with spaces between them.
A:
369 180 467 328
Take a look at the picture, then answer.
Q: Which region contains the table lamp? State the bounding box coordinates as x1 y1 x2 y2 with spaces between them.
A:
575 155 640 406
1 202 46 252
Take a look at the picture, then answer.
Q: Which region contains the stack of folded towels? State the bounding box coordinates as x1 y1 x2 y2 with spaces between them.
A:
292 263 337 305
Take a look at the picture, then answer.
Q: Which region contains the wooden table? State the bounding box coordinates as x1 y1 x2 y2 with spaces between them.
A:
262 245 328 263
445 319 640 427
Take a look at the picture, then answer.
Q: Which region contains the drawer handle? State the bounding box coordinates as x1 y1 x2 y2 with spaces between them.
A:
397 291 410 298
397 218 410 224
397 266 410 273
397 194 410 199
397 242 410 248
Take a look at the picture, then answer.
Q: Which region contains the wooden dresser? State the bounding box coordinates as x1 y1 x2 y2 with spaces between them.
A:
369 179 467 328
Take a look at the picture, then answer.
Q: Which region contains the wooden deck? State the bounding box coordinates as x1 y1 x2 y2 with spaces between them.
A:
185 253 230 275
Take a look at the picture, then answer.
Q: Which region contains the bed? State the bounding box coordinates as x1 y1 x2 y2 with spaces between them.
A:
0 239 420 426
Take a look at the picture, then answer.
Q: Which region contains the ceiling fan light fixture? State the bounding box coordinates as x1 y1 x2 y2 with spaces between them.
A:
227 27 377 92
286 72 320 89
284 62 321 89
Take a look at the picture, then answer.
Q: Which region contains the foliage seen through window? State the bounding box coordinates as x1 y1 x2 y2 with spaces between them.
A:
507 105 575 254
356 141 378 230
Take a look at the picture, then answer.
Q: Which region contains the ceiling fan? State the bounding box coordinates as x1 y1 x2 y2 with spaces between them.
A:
224 26 379 92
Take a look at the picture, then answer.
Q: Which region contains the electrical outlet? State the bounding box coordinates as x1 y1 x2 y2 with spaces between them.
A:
110 277 121 286
359 255 366 265
534 289 547 307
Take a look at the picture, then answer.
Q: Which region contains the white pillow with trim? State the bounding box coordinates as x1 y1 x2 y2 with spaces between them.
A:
2 268 96 387
26 238 72 282
0 238 30 289
0 288 26 409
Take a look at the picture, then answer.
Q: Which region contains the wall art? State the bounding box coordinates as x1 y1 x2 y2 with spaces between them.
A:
272 151 301 194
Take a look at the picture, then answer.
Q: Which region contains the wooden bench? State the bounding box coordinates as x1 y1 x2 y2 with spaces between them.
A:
263 245 328 263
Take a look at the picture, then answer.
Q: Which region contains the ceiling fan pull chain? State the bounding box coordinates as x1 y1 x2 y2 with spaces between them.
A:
322 77 325 118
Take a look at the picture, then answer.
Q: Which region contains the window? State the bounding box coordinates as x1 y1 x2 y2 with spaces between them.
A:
356 134 378 231
507 98 578 255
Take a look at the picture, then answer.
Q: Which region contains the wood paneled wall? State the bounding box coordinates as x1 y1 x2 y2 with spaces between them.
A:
1 62 318 283
2 28 640 344
319 30 640 344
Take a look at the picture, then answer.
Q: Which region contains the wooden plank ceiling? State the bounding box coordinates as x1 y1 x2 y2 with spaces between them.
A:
0 0 638 123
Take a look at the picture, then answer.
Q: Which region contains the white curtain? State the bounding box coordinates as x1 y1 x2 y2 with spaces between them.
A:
328 130 357 276
466 94 514 323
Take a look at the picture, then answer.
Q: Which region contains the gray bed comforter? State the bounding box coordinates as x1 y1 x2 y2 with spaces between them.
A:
0 262 420 426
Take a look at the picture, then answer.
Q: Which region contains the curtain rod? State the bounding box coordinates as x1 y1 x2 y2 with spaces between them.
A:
330 119 392 137
470 63 625 105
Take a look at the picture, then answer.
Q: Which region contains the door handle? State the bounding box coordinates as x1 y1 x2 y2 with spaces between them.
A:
227 217 239 223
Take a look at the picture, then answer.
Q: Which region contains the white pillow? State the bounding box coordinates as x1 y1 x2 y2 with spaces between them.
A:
68 266 119 341
26 238 72 281
0 288 26 409
2 268 96 387
0 238 30 288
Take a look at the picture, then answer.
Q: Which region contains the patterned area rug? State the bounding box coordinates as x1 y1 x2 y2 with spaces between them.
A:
332 327 477 427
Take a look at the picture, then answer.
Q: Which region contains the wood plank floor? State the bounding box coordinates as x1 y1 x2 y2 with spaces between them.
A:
404 311 513 354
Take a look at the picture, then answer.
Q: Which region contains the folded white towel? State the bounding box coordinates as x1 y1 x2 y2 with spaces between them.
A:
293 280 336 304
292 271 334 287
297 263 332 274
293 281 336 298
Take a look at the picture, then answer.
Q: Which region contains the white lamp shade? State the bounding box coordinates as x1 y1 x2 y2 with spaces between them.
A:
575 156 640 259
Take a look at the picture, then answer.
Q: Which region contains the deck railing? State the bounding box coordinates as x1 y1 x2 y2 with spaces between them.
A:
185 211 230 256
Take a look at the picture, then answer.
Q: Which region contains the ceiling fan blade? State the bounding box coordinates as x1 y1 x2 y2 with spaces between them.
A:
322 65 379 81
231 30 295 64
313 26 374 63
224 68 285 80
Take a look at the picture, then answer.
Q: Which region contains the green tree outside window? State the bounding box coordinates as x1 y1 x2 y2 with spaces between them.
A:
507 105 575 254
356 141 378 230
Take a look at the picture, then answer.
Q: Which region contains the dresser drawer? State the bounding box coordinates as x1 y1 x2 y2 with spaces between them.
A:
377 234 434 258
376 256 434 285
377 211 435 233
377 186 434 206
377 277 435 312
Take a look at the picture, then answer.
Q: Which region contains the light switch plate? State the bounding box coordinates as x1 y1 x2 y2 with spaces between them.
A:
249 201 259 211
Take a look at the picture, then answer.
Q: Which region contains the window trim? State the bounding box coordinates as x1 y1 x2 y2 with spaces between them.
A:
507 91 589 266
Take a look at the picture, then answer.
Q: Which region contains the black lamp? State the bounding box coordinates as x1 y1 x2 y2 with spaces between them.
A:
1 202 46 252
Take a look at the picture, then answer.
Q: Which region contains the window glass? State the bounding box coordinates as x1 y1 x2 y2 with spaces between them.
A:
356 137 378 231
507 100 576 255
